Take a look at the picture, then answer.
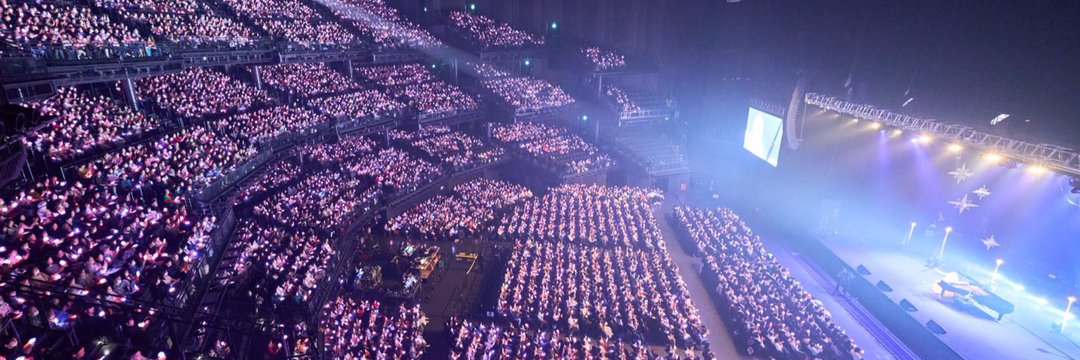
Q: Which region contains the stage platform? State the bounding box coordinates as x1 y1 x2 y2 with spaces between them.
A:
821 228 1080 360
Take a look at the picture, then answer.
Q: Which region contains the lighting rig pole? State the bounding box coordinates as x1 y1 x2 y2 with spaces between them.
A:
936 226 953 266
1063 296 1077 333
904 222 917 245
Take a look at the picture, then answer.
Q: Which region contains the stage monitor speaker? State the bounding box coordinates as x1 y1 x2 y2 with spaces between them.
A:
899 298 918 312
876 280 893 292
856 264 871 276
926 320 947 334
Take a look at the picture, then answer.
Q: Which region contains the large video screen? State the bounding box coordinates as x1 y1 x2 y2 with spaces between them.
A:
743 107 783 167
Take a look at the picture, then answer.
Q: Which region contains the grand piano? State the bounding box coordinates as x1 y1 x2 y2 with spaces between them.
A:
937 279 1016 321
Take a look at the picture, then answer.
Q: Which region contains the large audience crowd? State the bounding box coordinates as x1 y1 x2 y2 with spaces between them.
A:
495 184 664 250
447 11 544 49
135 68 273 120
0 172 216 357
406 129 505 171
449 319 715 360
393 81 479 118
95 0 212 15
88 125 258 195
345 148 444 197
213 105 329 145
385 178 531 241
673 207 862 359
307 89 406 120
497 238 708 347
298 134 378 164
24 87 160 163
220 0 358 47
117 11 257 46
257 63 363 97
0 1 147 51
254 170 378 231
357 63 436 87
225 221 334 309
482 77 576 115
582 46 627 72
319 297 428 358
490 122 614 175
234 160 303 205
315 0 442 50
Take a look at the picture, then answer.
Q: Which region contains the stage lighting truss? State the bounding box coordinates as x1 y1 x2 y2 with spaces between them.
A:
805 93 1080 177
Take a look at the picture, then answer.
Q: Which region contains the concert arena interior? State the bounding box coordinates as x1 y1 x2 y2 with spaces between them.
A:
0 0 1078 359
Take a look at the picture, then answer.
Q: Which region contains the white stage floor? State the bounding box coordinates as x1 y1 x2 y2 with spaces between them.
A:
822 232 1080 360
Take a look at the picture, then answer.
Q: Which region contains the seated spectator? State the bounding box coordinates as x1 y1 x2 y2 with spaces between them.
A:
135 68 272 120
404 129 505 171
316 0 442 50
481 77 575 114
307 89 405 120
356 63 435 87
213 105 329 144
386 178 531 242
24 86 159 162
447 11 544 49
673 207 858 359
582 46 627 71
89 125 259 194
497 238 708 347
319 297 428 358
298 134 377 164
0 2 147 52
344 148 443 197
120 11 258 47
490 122 614 175
391 81 479 117
256 63 362 97
495 184 664 249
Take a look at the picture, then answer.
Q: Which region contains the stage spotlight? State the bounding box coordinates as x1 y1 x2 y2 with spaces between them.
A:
1036 297 1049 306
1028 164 1048 175
869 122 882 130
890 129 903 137
947 143 963 153
984 152 1003 163
918 134 932 144
1013 284 1025 292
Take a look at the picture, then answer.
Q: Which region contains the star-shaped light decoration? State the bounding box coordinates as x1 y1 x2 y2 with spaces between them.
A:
972 185 991 199
949 163 974 184
949 194 979 214
981 235 1000 250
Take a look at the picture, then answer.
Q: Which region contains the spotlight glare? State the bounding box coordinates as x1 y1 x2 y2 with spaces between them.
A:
869 122 882 130
1036 297 1049 306
1013 284 1025 292
918 134 932 144
1028 165 1048 175
984 153 1003 163
948 143 963 152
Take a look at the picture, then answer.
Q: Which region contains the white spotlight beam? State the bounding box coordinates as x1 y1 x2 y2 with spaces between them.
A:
805 94 1080 176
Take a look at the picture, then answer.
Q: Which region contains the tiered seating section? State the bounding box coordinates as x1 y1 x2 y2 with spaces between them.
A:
23 87 161 163
255 62 363 97
608 127 689 175
673 207 860 359
315 0 441 50
582 46 627 72
483 184 712 355
357 63 479 119
447 11 544 50
490 122 614 176
482 77 575 116
389 126 506 172
220 0 357 48
386 178 531 241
